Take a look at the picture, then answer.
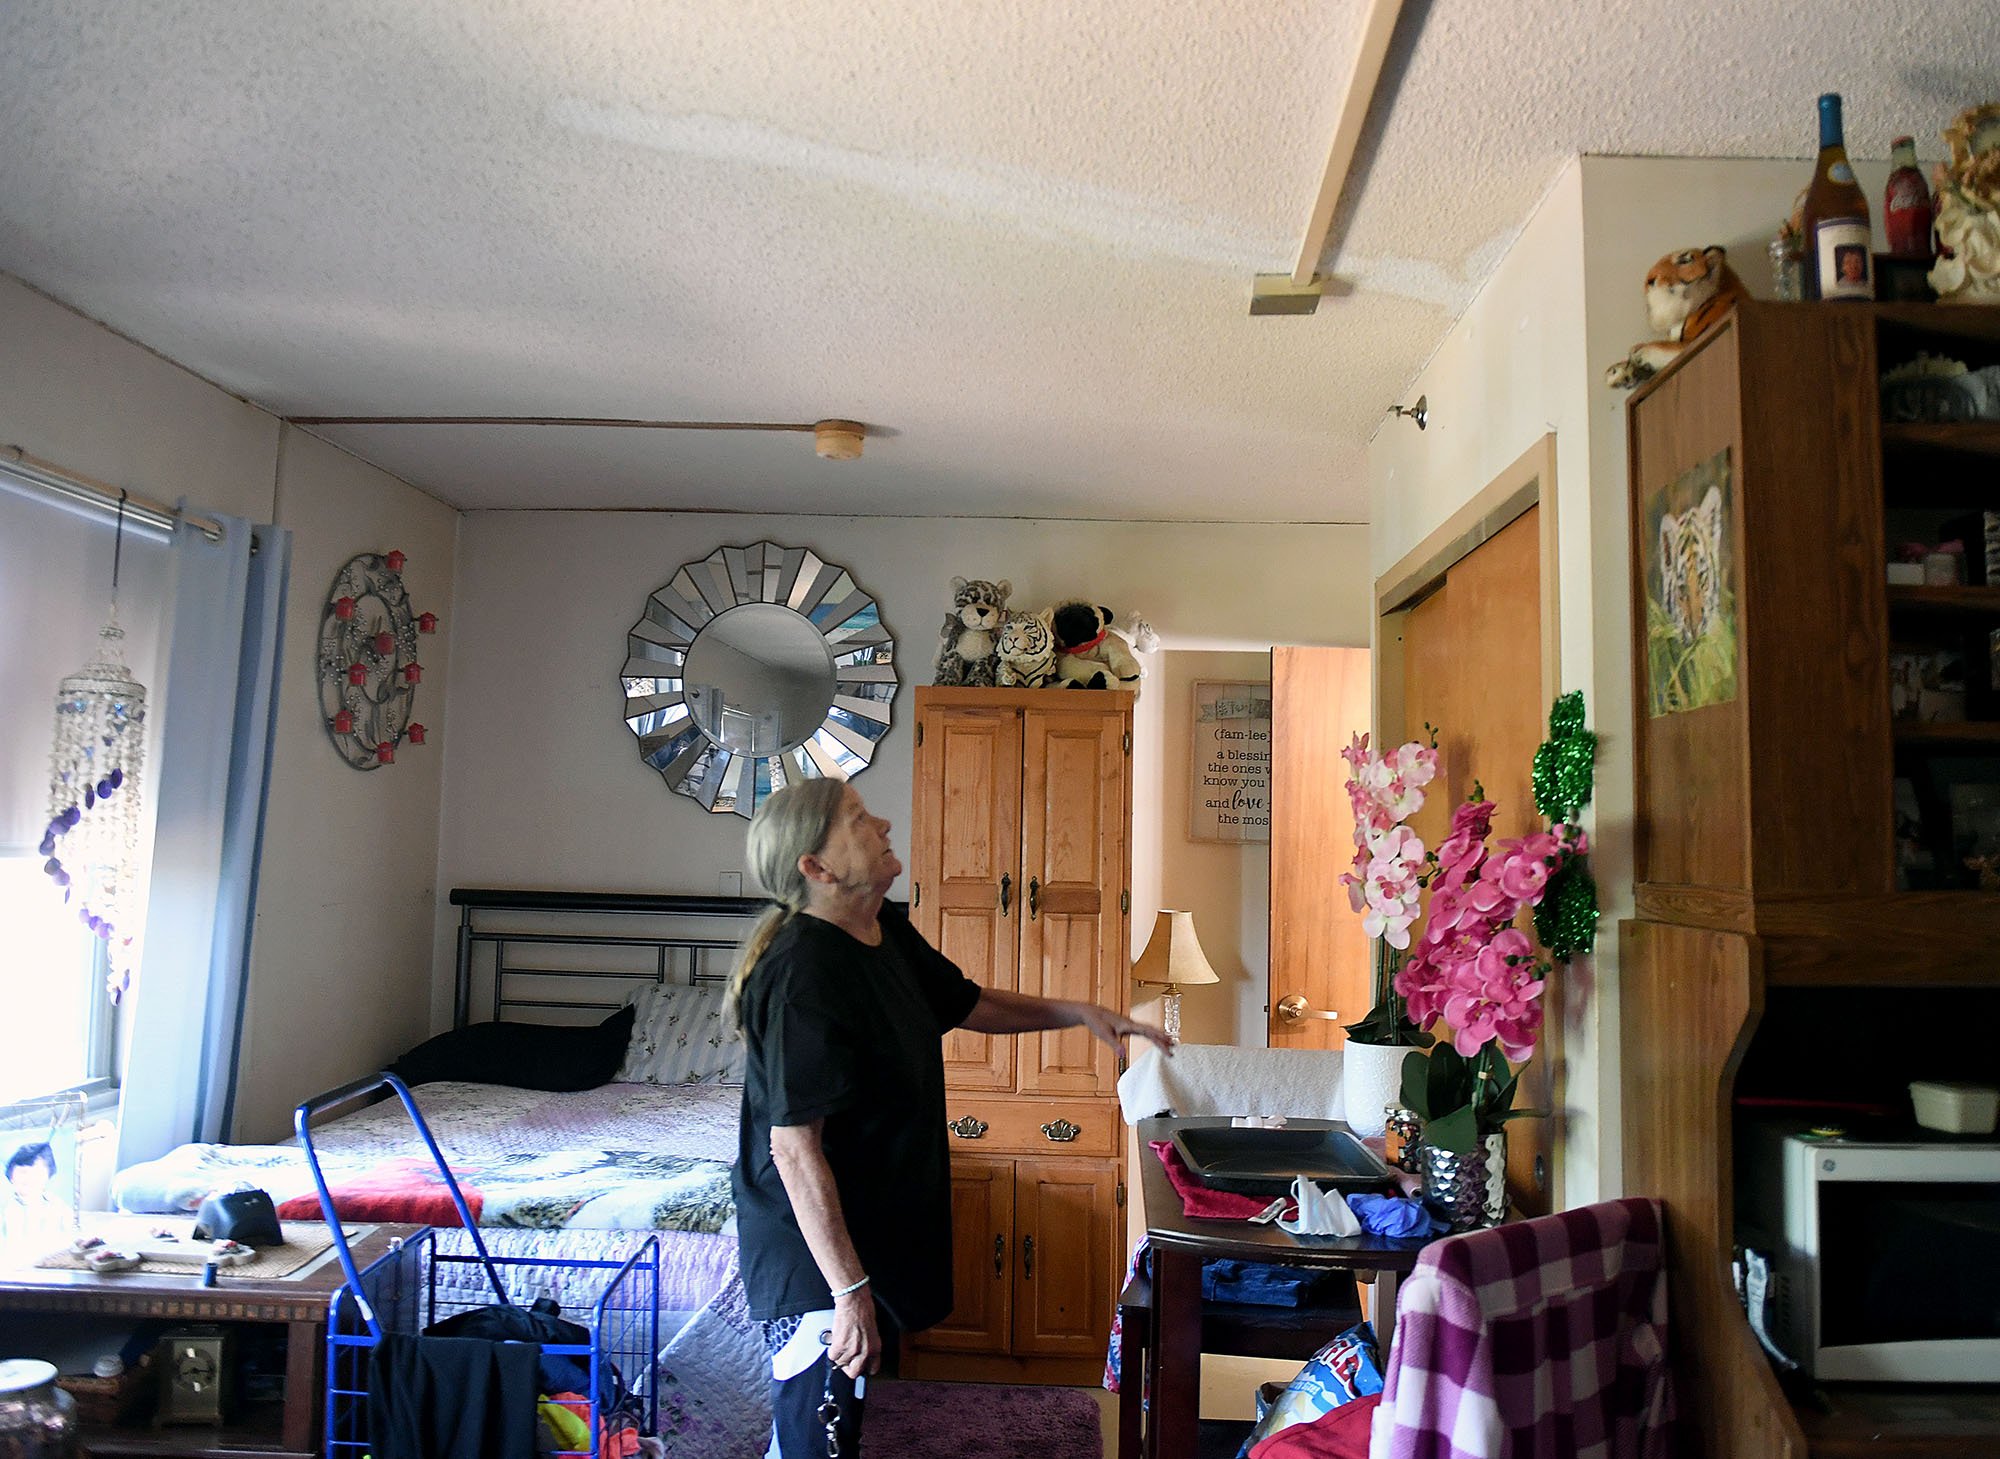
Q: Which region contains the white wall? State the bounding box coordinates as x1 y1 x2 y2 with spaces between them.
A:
1368 154 1899 1207
0 274 460 1142
233 427 459 1138
434 511 1369 1032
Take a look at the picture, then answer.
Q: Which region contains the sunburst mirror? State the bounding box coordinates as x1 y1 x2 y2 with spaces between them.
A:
622 542 897 818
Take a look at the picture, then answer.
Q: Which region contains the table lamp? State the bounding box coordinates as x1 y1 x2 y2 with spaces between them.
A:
1132 909 1220 1043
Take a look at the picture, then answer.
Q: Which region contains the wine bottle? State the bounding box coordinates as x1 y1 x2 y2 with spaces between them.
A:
1884 135 1935 258
1802 93 1874 301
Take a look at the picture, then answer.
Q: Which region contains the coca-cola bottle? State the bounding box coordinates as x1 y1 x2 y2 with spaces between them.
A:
1884 135 1935 258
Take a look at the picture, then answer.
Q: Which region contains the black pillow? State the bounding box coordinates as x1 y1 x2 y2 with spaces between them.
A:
388 1004 636 1092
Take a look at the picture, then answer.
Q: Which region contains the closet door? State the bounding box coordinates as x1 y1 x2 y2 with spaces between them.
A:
908 1156 1013 1353
914 705 1022 1091
1017 706 1129 1096
1011 1157 1118 1358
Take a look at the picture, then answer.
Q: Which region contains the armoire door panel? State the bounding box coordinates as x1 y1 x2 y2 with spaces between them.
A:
915 706 1023 1091
938 909 1016 1089
1011 1157 1118 1359
1019 708 1127 1096
908 1156 1013 1354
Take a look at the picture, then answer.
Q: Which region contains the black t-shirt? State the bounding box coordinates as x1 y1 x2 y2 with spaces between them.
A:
732 902 982 1329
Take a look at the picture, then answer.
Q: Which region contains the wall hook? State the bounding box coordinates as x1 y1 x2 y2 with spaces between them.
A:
1389 395 1428 431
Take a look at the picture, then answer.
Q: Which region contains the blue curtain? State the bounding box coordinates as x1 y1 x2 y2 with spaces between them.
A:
117 513 290 1166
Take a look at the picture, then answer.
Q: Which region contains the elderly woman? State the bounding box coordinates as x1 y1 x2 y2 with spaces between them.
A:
727 777 1165 1459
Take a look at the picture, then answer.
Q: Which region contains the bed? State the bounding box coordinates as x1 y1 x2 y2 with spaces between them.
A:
110 888 775 1459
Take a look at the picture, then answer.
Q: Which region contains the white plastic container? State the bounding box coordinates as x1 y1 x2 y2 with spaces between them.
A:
1910 1080 2000 1134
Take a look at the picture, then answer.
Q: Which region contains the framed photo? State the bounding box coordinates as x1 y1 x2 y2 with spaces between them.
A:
1189 681 1272 844
0 1092 85 1253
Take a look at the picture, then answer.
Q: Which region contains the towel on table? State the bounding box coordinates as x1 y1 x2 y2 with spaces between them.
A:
1119 1043 1345 1124
1148 1140 1281 1220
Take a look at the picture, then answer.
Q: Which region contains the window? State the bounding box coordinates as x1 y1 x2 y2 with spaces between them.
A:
0 852 116 1101
1 480 167 1108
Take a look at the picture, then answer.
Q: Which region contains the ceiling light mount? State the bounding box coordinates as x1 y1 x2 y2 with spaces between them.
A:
1389 395 1428 431
812 419 866 461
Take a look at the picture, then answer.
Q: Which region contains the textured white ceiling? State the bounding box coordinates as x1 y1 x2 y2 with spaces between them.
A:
1 2 1991 521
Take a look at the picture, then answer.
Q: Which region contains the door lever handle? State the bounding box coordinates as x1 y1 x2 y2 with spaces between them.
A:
1275 994 1341 1025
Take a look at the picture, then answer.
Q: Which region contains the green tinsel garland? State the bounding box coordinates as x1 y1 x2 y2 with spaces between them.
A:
1531 690 1599 961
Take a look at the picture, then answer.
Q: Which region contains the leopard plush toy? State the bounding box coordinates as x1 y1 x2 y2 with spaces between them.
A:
933 576 1012 686
1605 245 1749 389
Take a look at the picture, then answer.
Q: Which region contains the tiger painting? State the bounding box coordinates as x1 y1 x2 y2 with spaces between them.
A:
1658 485 1725 644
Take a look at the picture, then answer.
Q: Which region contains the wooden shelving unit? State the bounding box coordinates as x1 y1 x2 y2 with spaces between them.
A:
1621 302 2000 1459
1886 584 2000 614
1881 422 2000 458
1891 720 2000 747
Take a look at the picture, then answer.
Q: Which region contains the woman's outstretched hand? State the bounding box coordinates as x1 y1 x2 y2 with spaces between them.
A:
1075 1003 1173 1055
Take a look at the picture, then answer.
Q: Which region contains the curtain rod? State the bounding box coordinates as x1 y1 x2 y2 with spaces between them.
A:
0 445 224 543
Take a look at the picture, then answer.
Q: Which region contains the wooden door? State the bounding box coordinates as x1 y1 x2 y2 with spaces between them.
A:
914 706 1023 1091
1017 706 1129 1096
908 1155 1014 1353
1268 647 1373 1047
1011 1157 1118 1358
1397 506 1555 1213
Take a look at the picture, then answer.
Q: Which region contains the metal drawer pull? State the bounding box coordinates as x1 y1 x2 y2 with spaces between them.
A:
1027 876 1040 919
999 873 1011 915
1022 1234 1035 1278
1041 1119 1080 1143
1275 994 1341 1025
947 1115 988 1139
993 1233 1005 1279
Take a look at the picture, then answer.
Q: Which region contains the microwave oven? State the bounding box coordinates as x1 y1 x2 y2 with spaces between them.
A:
1737 1123 2000 1382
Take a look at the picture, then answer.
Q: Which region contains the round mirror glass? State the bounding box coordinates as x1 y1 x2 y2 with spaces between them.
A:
682 602 837 755
621 541 897 818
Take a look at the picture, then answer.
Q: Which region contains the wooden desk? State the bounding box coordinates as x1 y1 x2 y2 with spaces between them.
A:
1135 1117 1434 1459
0 1222 418 1459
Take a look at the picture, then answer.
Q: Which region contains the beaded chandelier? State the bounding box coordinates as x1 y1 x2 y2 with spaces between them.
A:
41 499 148 999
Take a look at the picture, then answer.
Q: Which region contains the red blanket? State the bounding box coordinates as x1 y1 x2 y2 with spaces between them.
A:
275 1157 484 1226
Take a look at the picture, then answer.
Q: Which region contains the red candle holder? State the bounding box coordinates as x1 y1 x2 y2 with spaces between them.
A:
333 709 354 735
385 550 407 573
373 630 396 656
406 723 428 745
334 596 356 620
375 741 395 764
404 663 423 685
347 663 367 686
418 612 438 634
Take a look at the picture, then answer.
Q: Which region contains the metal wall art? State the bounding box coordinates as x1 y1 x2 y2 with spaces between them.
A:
317 550 439 770
622 542 896 819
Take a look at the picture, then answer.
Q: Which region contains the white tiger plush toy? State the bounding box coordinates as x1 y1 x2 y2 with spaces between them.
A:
995 608 1058 687
1658 485 1724 643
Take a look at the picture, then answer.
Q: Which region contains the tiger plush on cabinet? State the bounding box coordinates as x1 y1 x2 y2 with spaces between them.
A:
1605 246 1750 389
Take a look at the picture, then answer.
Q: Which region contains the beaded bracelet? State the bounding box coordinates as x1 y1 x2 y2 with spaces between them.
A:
831 1274 871 1298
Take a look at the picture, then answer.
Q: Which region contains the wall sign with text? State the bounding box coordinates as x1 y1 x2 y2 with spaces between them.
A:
1189 680 1272 843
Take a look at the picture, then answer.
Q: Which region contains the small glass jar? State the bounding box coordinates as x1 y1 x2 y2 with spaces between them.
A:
1770 235 1805 302
0 1360 77 1458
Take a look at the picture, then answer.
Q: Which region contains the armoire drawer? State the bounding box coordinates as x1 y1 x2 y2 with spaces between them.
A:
941 1099 1118 1156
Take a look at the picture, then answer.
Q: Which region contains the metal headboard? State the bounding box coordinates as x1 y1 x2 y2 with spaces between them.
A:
448 888 768 1029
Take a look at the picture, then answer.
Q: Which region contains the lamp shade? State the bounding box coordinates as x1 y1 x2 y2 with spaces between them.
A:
1132 909 1220 987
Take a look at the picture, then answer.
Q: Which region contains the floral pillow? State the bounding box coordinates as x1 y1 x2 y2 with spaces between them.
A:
618 982 745 1085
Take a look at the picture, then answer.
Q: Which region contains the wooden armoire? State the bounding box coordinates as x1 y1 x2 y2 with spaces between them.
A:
903 686 1134 1381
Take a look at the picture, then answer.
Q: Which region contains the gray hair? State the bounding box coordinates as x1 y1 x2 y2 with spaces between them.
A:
726 776 849 1023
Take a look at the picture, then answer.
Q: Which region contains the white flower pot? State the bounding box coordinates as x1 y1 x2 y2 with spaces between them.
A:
1340 1040 1417 1138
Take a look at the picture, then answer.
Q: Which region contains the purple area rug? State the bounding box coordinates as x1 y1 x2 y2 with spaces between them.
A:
863 1379 1103 1458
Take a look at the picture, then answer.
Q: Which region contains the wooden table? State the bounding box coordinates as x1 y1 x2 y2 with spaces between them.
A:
1135 1117 1435 1459
0 1221 418 1459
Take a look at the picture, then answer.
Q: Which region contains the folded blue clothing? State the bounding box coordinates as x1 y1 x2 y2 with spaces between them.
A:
1200 1258 1333 1307
1345 1191 1447 1237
